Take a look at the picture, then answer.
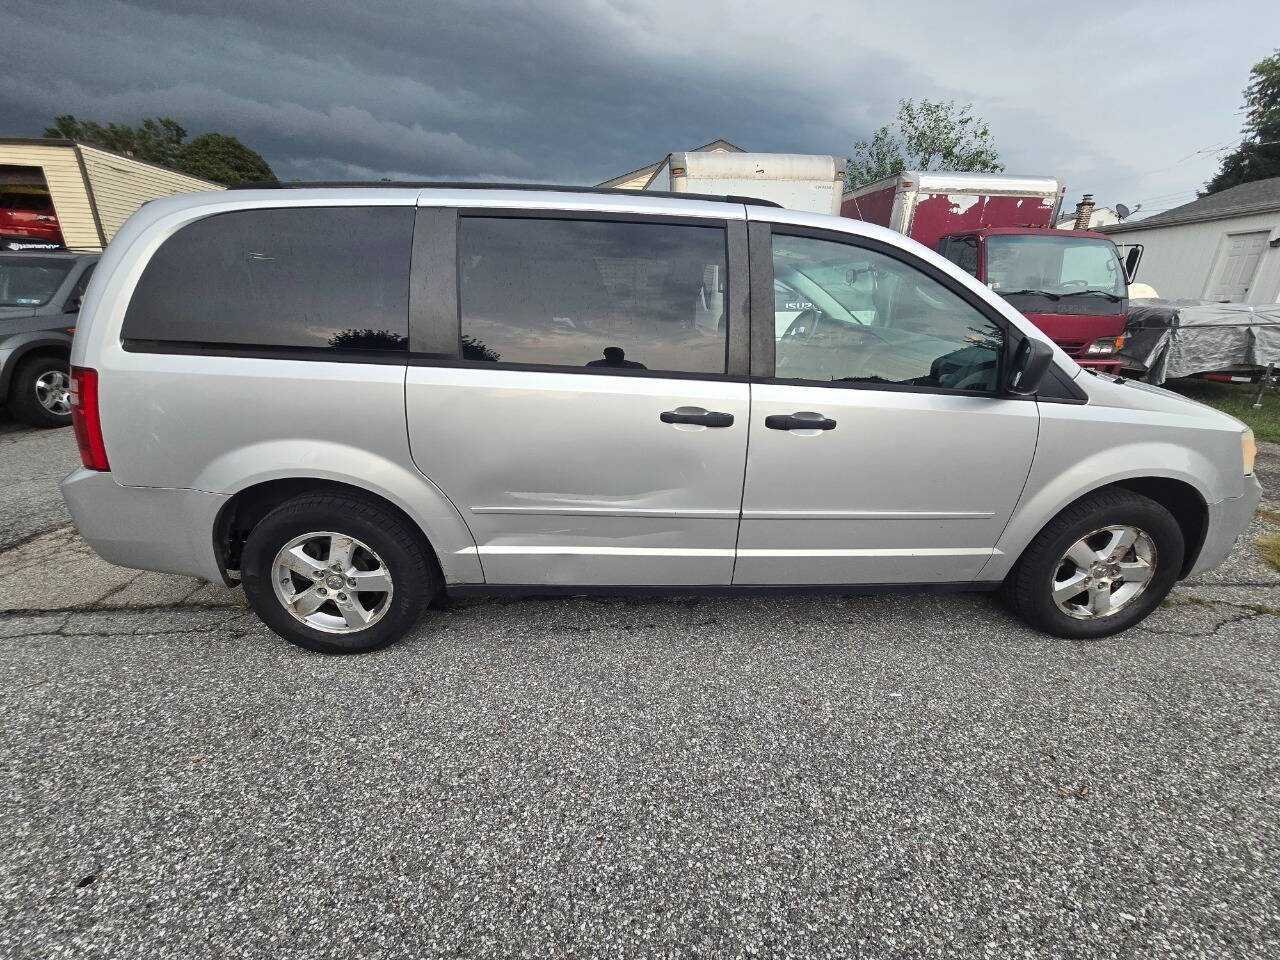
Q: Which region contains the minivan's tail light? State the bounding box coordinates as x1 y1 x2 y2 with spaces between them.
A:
69 366 110 471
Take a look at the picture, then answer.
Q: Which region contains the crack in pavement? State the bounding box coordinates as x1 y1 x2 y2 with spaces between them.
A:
0 601 244 619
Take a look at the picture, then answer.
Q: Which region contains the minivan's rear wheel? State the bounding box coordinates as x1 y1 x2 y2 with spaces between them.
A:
241 492 439 653
1002 488 1184 639
9 354 72 428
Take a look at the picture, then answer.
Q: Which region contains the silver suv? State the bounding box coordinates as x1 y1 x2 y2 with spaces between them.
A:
62 185 1261 653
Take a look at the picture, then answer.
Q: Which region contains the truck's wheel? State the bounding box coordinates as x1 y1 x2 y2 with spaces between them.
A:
240 492 440 654
1002 488 1184 639
8 354 73 428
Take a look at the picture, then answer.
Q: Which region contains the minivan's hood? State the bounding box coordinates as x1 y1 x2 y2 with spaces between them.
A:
1074 369 1248 430
0 305 38 320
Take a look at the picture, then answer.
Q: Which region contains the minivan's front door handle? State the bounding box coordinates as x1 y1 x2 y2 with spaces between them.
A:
660 407 735 428
765 412 837 431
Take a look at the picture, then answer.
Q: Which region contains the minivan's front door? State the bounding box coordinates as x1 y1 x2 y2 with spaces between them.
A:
735 228 1038 585
405 210 750 585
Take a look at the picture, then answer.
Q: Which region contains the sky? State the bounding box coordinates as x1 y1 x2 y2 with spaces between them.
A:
1 0 1275 220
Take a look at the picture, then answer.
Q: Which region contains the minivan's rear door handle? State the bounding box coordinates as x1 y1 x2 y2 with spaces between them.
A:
660 407 735 428
765 412 837 431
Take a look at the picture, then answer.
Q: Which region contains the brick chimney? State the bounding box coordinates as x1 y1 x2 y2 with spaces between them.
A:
1073 194 1095 230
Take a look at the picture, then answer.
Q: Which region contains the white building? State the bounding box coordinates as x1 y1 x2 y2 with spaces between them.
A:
1054 205 1121 230
1100 177 1280 304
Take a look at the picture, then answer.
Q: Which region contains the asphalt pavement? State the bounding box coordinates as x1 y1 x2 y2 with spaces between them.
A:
1 418 1277 959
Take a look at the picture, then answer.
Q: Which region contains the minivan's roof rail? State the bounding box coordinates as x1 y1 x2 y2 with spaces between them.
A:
227 180 784 208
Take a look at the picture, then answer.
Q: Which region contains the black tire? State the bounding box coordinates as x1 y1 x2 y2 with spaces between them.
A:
1002 488 1184 639
241 492 440 654
8 354 72 428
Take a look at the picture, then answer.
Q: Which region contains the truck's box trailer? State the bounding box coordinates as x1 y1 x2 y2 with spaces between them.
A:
0 139 220 251
644 152 846 214
841 171 1065 251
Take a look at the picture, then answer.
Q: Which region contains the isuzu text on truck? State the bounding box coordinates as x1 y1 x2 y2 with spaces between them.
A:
842 172 1141 372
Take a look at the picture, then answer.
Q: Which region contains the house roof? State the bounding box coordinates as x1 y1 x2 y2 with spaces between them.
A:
596 138 745 188
1101 176 1280 233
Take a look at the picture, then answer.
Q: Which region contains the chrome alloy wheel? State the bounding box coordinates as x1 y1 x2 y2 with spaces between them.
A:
270 531 394 634
1052 525 1157 619
34 369 71 416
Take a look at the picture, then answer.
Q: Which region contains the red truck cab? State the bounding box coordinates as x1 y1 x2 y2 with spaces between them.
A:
936 227 1130 372
841 172 1136 373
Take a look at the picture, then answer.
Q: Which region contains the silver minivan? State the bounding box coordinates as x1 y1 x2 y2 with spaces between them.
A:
61 185 1261 653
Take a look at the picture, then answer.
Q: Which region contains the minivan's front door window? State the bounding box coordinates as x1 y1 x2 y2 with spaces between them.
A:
458 218 728 374
771 235 1003 392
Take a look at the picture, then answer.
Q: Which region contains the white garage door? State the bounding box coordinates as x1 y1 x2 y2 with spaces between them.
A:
1204 231 1268 302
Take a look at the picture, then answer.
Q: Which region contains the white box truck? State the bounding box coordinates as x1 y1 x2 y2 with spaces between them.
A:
643 152 846 214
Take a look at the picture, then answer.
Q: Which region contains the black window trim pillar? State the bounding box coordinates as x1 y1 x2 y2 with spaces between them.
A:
409 205 462 359
746 221 775 379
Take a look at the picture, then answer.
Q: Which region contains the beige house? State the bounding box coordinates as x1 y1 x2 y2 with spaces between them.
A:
598 138 744 190
0 138 221 250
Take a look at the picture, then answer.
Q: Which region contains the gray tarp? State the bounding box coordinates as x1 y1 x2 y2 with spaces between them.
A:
1120 299 1280 384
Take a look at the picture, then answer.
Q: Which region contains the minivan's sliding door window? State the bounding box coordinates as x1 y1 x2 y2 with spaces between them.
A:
405 215 748 587
457 217 728 373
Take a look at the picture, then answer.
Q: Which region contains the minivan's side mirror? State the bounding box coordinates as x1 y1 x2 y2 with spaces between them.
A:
1007 337 1055 395
1123 245 1143 283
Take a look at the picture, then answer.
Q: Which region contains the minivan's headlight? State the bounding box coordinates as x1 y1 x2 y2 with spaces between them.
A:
1243 428 1256 476
1084 336 1126 356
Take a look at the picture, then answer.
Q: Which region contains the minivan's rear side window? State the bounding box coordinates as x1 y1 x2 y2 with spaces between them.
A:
123 206 413 352
458 217 729 374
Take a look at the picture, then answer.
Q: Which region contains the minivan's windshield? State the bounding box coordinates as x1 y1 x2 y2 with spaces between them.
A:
0 256 73 306
986 235 1126 299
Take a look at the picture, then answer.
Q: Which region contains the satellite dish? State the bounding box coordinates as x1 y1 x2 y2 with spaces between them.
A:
1115 203 1131 220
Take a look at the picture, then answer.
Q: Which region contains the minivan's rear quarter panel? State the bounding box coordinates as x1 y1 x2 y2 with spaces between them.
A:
71 189 485 584
96 352 484 584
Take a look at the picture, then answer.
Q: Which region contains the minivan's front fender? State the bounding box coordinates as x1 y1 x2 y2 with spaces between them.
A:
197 440 484 584
982 438 1221 582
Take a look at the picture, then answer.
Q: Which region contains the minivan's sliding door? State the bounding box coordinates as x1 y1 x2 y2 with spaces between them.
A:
405 208 751 586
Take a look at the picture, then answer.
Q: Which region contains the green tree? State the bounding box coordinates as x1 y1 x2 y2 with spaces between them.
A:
846 98 1003 190
1205 49 1280 194
43 114 274 185
44 114 187 168
176 132 275 185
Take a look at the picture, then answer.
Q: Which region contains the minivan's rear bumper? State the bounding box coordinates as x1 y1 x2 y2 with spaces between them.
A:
61 468 228 582
1188 473 1264 577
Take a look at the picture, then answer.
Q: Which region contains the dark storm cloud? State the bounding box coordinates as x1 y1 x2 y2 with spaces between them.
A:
4 0 891 184
2 0 1276 206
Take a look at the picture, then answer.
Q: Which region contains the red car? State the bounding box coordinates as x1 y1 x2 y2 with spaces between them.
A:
0 186 65 246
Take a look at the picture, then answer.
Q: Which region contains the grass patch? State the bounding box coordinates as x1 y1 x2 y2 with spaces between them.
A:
1161 377 1280 444
1258 534 1280 573
1258 506 1280 525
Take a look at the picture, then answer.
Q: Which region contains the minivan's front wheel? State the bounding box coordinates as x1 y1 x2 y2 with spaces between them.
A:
1002 489 1184 639
241 493 439 653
